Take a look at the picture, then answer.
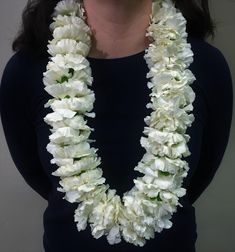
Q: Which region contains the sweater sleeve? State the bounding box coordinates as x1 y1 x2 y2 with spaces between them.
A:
0 52 52 201
187 47 233 205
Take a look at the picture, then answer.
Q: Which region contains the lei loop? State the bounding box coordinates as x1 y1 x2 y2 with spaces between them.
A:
43 0 196 246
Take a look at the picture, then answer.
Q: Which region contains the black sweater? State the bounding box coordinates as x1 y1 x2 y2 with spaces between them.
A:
0 36 233 252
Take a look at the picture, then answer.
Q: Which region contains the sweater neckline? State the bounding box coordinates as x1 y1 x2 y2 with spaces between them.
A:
86 49 146 62
85 35 195 62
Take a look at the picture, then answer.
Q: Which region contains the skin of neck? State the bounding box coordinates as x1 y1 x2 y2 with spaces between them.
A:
82 0 153 58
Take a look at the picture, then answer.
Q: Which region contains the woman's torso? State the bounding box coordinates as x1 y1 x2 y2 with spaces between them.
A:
25 35 213 252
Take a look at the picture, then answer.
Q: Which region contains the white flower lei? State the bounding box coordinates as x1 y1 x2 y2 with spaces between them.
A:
43 0 196 247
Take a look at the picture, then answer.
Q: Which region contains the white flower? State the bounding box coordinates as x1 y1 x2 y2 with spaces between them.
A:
46 141 96 158
48 38 90 57
48 54 90 72
50 157 74 166
44 109 76 124
53 0 80 17
50 14 88 31
106 225 122 245
49 126 90 145
134 174 175 193
58 168 106 202
121 225 146 247
52 156 101 177
43 67 93 87
74 199 94 231
44 79 92 99
144 106 194 132
52 24 91 45
44 113 93 132
136 153 189 174
89 189 122 242
140 128 191 158
46 95 95 115
43 54 93 88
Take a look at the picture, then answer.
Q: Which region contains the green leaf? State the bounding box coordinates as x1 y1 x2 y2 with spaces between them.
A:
159 170 171 176
61 75 69 83
149 194 162 202
56 75 69 84
68 68 75 77
157 194 162 201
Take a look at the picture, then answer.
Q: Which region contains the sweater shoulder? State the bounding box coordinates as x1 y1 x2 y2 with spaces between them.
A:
188 36 231 74
0 50 48 116
1 51 30 95
188 36 233 94
3 49 47 74
1 50 48 94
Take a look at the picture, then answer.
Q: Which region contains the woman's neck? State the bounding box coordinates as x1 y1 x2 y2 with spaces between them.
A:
82 0 152 58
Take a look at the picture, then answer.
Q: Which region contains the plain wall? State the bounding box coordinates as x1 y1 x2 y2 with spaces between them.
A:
0 0 234 251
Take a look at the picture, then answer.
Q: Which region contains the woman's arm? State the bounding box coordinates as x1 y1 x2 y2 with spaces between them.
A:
187 47 233 205
0 52 52 201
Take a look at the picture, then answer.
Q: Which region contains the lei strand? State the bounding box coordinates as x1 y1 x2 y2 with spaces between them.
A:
43 0 196 246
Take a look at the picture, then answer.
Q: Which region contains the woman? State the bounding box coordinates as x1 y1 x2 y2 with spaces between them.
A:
0 0 233 251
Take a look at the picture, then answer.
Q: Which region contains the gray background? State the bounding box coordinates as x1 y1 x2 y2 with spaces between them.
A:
0 0 234 251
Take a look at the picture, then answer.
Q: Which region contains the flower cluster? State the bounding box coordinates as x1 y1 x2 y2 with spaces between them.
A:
43 0 196 247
